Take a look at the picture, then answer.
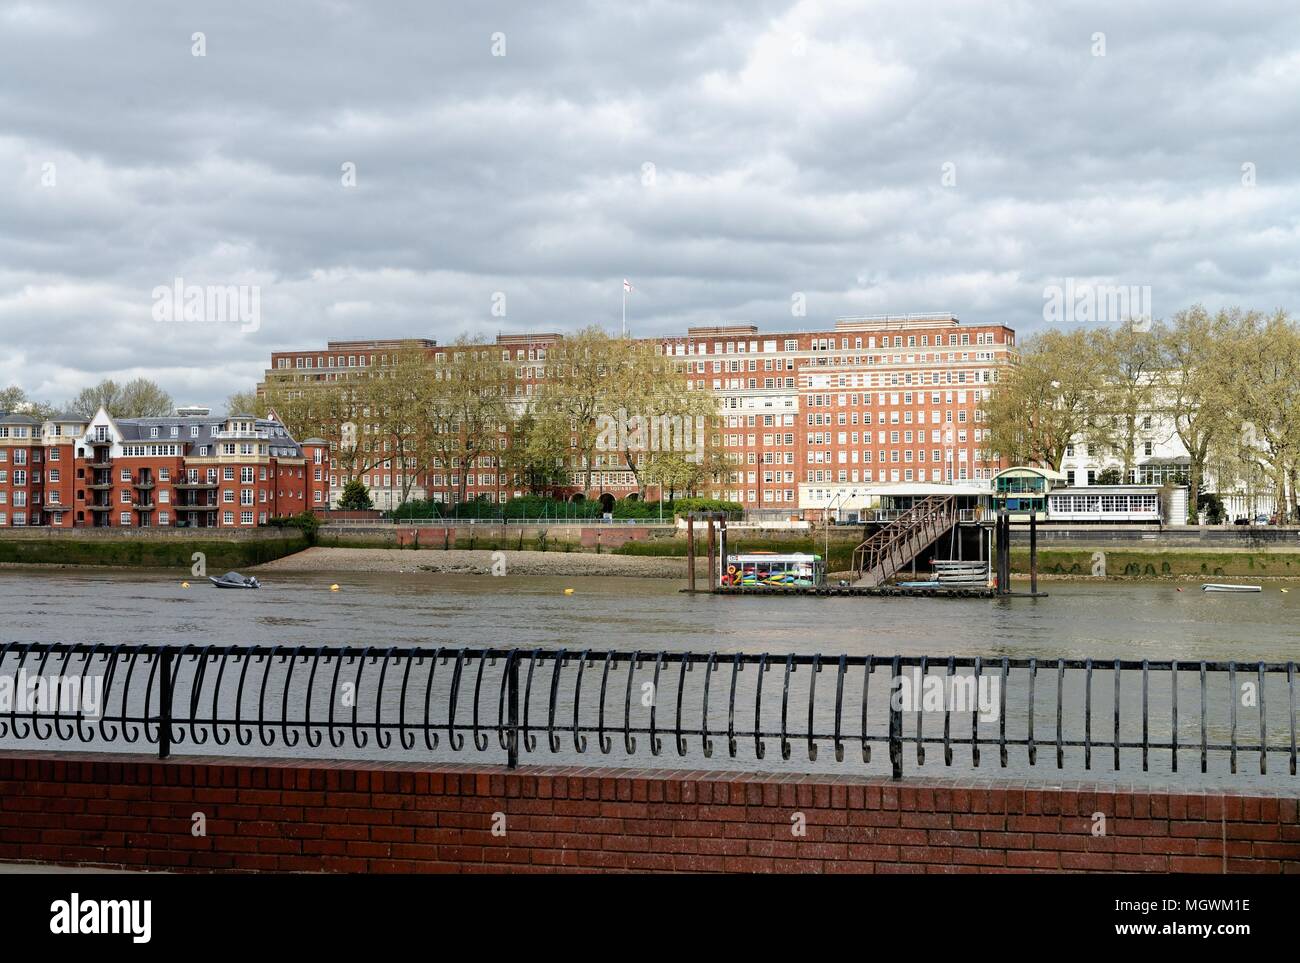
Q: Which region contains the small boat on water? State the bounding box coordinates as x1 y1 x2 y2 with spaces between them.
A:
209 571 261 589
1201 583 1261 593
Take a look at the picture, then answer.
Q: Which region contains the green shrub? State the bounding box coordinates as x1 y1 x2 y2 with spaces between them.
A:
338 479 373 510
671 497 745 518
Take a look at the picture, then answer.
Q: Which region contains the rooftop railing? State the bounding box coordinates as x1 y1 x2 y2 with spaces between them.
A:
1 644 1296 783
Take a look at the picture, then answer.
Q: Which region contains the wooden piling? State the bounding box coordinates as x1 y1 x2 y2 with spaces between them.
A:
719 513 728 580
1029 512 1038 596
997 512 1008 596
706 516 717 591
686 514 697 593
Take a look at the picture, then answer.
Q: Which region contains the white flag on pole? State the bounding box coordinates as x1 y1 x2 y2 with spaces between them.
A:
623 278 634 293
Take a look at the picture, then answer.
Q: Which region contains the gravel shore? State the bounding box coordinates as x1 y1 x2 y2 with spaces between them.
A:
255 546 699 579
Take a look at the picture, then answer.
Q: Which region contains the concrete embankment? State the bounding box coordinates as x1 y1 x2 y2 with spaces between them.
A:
0 529 308 569
1013 546 1300 579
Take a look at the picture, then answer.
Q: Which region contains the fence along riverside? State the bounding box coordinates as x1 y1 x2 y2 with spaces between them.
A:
0 644 1296 783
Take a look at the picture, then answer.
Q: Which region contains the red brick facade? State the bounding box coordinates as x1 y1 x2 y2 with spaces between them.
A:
262 316 1016 512
0 409 329 529
1 753 1294 874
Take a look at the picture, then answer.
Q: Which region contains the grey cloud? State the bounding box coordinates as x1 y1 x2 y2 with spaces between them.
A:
1 0 1299 409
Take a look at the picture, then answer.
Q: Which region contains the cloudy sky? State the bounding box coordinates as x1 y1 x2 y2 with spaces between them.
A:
3 0 1299 410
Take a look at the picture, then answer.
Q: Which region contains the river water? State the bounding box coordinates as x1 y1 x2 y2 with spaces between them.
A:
5 569 1300 659
2 569 1299 791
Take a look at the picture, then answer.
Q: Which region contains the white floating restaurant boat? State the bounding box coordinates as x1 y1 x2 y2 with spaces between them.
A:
1201 583 1262 593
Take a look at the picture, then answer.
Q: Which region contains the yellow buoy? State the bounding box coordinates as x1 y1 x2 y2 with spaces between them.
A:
330 583 340 592
181 581 190 588
563 588 575 595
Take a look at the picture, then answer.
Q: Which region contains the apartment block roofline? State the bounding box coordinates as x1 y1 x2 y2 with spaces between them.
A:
320 338 438 351
496 332 564 344
834 314 959 330
686 324 761 338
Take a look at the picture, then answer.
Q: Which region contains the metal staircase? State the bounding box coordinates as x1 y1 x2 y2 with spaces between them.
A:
851 496 958 587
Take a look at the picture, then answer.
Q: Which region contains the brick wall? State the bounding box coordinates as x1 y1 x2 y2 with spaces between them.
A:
1 752 1296 873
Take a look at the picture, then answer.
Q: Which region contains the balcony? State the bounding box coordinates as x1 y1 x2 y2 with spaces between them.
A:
212 429 271 440
133 480 156 490
86 481 114 491
87 504 115 512
133 501 155 511
87 460 112 470
174 480 218 490
174 504 217 512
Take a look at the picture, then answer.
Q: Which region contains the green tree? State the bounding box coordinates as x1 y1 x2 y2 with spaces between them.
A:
224 389 270 417
1089 323 1164 482
503 405 571 495
69 378 174 418
0 385 56 419
600 337 717 497
1227 309 1300 520
536 326 618 495
1156 306 1241 519
422 336 514 505
337 479 374 510
983 328 1103 470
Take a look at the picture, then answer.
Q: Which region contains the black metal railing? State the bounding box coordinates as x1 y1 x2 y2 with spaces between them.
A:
0 643 1296 780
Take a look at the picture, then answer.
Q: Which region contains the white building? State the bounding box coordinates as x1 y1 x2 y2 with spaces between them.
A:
1056 408 1275 522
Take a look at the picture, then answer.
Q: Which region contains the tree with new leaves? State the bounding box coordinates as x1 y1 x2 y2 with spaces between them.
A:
599 337 716 497
224 389 269 418
503 404 571 495
536 326 618 495
1154 306 1241 517
0 385 56 419
1227 309 1300 520
69 378 174 418
370 346 439 506
1088 322 1166 481
982 329 1104 470
421 336 514 505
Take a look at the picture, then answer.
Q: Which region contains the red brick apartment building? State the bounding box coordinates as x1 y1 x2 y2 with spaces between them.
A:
0 408 329 529
262 315 1017 512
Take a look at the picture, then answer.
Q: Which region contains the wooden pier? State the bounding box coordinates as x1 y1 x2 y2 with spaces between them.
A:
682 509 1048 600
705 584 1006 598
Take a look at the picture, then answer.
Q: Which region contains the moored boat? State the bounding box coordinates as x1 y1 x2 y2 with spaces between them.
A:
209 571 261 589
1201 583 1261 593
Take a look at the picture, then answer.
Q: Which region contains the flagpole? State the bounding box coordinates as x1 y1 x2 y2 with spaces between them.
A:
622 285 626 338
